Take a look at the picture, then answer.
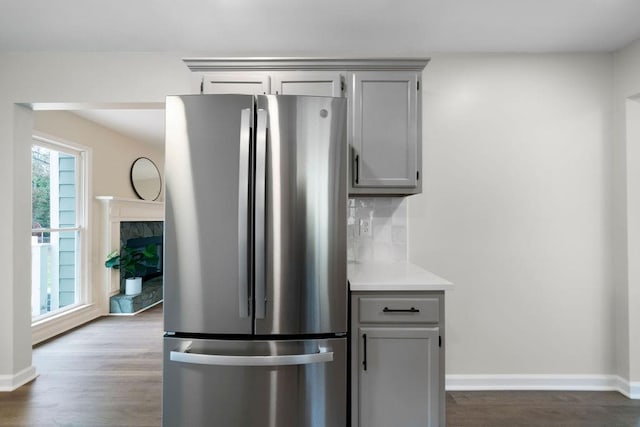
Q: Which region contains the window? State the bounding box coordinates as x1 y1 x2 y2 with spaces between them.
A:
31 136 86 321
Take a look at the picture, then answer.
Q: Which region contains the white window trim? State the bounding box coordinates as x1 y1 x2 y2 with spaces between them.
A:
31 131 96 343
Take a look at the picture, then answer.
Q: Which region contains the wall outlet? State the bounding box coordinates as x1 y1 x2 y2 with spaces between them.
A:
359 218 372 237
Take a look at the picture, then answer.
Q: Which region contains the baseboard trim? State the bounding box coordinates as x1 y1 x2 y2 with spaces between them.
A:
446 374 639 399
615 376 640 399
108 299 163 316
32 304 102 345
632 382 640 399
0 366 37 392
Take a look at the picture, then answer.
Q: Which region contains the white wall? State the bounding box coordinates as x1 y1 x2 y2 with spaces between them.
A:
0 53 191 386
613 38 640 389
4 105 35 389
1 50 639 393
33 111 164 199
625 98 640 384
409 54 614 375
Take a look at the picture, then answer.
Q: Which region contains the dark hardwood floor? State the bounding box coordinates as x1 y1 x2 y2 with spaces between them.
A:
0 305 163 427
447 390 640 427
1 304 639 426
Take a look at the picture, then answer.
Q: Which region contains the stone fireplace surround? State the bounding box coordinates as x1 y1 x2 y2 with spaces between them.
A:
96 196 164 314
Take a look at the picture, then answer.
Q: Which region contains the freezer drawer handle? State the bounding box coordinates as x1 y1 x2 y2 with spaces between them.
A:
170 347 334 367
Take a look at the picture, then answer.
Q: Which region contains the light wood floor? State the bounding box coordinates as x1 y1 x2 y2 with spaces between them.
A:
1 305 639 426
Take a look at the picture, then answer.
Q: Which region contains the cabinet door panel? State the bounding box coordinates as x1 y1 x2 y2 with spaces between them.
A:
271 71 343 97
358 327 439 427
350 71 420 191
201 72 270 95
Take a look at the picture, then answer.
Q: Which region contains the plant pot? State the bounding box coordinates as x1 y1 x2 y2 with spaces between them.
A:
125 277 142 295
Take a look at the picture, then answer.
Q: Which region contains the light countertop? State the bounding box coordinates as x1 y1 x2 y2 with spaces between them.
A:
348 261 453 292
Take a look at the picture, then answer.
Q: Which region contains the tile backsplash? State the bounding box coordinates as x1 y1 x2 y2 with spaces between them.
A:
347 197 407 262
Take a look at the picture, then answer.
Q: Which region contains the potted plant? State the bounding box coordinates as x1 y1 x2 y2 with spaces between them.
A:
105 243 159 295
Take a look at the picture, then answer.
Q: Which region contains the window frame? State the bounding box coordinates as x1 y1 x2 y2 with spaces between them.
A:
31 132 92 327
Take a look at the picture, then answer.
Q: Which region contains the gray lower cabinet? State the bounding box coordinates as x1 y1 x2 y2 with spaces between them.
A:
351 292 445 427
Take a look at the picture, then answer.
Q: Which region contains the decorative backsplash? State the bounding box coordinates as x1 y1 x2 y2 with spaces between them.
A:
347 197 407 262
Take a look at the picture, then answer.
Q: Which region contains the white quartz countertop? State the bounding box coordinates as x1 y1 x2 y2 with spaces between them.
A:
348 261 453 291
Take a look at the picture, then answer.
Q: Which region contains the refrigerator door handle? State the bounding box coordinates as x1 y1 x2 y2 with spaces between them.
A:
170 346 334 367
254 108 268 319
238 107 252 318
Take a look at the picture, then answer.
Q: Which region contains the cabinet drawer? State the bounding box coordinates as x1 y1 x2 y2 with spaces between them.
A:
358 297 439 324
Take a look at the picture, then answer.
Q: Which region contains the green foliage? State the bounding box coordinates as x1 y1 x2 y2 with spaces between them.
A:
31 147 51 228
105 244 159 279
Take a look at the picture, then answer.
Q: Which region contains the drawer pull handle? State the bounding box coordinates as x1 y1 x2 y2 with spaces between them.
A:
362 334 367 371
383 307 420 313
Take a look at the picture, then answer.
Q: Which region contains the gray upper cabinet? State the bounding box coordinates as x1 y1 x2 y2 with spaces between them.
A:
271 71 343 97
349 71 421 195
199 71 343 97
201 72 270 95
184 58 428 196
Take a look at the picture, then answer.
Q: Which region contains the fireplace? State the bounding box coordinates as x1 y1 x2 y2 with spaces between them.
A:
118 221 163 292
96 196 164 314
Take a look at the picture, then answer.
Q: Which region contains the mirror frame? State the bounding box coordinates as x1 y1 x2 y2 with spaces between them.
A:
130 157 162 201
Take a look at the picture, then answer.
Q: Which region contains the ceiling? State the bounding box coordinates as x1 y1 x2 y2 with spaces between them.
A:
12 0 640 147
73 109 165 148
2 0 640 54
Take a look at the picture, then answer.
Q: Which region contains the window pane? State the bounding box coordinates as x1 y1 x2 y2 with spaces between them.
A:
31 231 78 318
31 143 81 320
58 153 76 227
31 146 51 230
31 147 77 230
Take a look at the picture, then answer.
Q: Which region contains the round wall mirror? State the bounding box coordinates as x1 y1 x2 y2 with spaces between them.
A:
130 157 162 201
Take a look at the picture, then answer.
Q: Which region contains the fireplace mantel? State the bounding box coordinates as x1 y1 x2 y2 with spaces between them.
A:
96 196 164 308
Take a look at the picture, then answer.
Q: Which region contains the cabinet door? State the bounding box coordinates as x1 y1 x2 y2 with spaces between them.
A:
350 71 420 192
271 71 343 97
358 327 439 427
201 72 270 95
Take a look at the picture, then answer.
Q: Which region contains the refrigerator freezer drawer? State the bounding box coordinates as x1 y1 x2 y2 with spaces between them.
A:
162 336 347 427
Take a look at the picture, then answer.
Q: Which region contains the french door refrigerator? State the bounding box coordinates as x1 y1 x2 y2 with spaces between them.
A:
162 94 347 427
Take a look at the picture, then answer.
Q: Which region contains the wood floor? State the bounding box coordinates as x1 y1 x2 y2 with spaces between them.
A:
447 390 640 427
1 305 639 426
0 305 163 427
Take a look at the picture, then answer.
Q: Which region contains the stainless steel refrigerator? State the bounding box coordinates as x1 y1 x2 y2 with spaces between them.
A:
162 94 347 427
